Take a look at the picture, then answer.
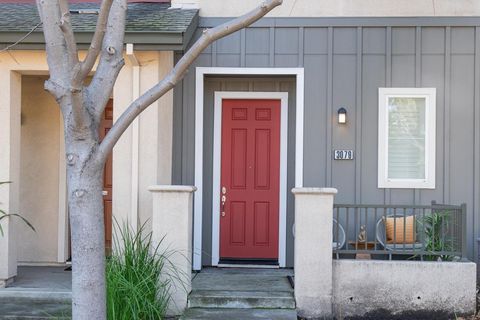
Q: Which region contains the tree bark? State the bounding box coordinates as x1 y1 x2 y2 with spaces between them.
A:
67 162 105 320
62 96 106 319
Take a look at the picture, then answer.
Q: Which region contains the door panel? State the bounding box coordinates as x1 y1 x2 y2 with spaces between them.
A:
220 99 281 260
99 99 113 252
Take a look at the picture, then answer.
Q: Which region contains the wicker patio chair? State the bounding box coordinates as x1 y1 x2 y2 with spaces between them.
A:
292 218 346 249
332 219 346 250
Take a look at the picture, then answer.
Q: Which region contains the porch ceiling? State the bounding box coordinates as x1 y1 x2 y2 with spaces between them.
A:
0 2 198 51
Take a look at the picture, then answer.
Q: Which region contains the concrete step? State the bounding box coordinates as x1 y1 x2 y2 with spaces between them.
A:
180 308 297 320
0 288 71 304
188 289 295 309
0 300 71 319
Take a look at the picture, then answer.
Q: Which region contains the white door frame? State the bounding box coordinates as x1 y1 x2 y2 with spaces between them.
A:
194 67 305 270
212 91 288 267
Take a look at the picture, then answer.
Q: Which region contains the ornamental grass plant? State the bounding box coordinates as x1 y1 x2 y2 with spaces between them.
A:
106 222 173 320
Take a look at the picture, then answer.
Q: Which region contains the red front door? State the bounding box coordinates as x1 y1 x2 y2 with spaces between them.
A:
220 99 281 261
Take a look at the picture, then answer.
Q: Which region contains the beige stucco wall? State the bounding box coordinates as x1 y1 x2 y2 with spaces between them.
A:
0 49 175 273
0 62 21 284
172 0 480 17
113 51 174 234
18 76 61 263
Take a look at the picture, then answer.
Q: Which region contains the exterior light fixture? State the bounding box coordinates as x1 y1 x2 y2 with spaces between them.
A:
338 107 347 124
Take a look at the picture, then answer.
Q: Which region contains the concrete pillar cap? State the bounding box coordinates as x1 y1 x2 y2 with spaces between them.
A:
291 187 338 195
148 185 197 193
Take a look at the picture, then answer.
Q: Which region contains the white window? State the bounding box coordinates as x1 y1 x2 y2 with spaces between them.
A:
378 88 436 189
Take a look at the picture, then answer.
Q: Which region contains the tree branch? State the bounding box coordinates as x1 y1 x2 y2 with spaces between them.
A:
36 0 71 86
75 0 113 86
58 0 79 68
87 0 127 119
95 0 283 164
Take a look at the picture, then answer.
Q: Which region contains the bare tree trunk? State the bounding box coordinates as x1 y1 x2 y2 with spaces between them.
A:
61 97 106 319
67 163 105 319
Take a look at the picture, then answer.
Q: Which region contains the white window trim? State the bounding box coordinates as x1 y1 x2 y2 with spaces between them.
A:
378 87 436 189
194 67 305 270
212 91 288 268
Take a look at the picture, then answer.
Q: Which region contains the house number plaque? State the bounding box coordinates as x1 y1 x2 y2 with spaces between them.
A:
334 150 354 160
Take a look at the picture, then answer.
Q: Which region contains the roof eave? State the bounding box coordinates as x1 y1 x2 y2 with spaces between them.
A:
0 11 199 51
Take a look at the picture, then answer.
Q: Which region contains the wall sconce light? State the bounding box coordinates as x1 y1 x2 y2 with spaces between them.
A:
338 107 347 124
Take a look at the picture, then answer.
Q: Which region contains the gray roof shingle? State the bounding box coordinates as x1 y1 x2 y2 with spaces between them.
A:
0 2 198 33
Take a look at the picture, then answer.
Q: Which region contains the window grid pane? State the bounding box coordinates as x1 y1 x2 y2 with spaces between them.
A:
387 97 426 180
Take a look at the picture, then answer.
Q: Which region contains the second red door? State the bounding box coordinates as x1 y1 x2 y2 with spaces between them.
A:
219 99 281 261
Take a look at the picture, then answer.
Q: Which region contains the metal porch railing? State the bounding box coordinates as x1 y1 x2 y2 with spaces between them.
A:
332 201 467 261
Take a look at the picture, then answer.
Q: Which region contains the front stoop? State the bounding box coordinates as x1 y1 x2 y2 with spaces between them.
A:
180 268 296 320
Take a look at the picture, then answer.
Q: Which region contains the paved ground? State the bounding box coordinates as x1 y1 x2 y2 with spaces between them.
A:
0 266 71 319
6 266 71 291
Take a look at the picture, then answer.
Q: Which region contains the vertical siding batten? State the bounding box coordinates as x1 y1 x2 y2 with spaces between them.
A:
415 26 422 205
269 27 275 67
172 54 183 184
326 27 334 186
355 27 363 203
474 26 480 262
212 41 217 67
385 26 392 205
298 27 304 67
444 27 451 203
181 64 191 184
240 29 246 67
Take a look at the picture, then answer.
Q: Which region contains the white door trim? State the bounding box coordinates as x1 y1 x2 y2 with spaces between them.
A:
194 67 305 270
212 91 288 267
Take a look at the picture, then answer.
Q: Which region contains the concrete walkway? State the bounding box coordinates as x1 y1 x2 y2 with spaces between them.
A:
0 266 71 319
0 266 297 319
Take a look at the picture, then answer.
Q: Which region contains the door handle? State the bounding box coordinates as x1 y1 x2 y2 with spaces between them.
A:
102 190 108 196
221 186 227 217
221 195 226 217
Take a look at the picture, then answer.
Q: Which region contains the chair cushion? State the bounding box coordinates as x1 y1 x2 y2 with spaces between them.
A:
385 216 416 244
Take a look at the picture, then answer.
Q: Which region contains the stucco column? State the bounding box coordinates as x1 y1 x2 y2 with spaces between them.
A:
113 51 174 233
149 185 196 316
292 187 338 319
0 70 21 287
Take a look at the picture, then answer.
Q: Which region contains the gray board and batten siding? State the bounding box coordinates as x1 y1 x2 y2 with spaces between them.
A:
172 17 480 266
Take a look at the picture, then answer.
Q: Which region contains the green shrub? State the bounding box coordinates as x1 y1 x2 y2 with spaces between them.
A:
417 210 455 261
106 222 172 320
